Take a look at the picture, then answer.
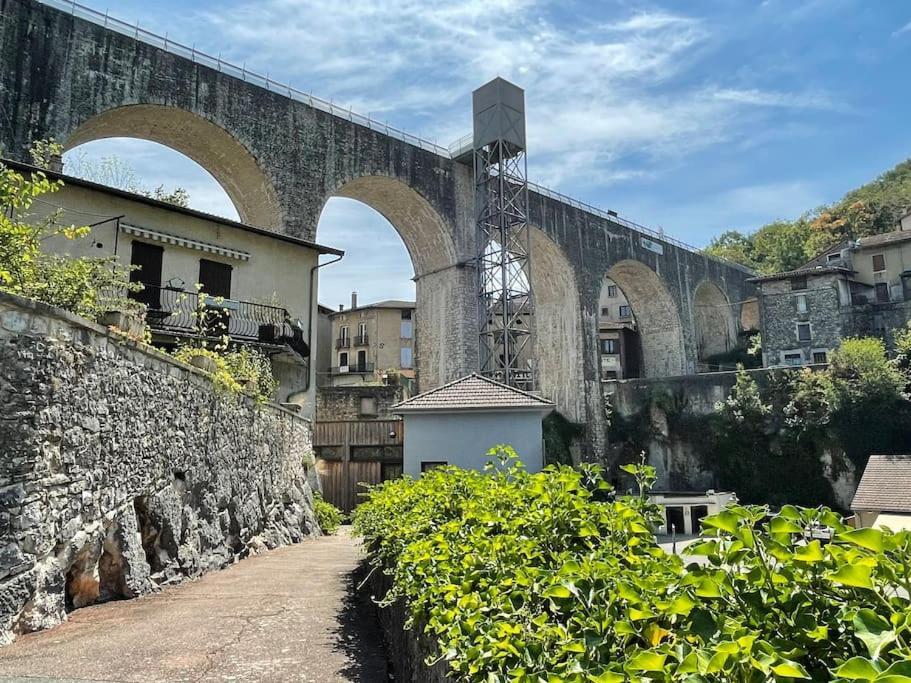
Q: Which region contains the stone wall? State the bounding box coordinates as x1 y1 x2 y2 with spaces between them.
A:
0 292 319 644
316 385 405 422
604 370 856 509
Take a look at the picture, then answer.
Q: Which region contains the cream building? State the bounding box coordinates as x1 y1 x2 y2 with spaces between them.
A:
9 158 344 416
597 277 641 379
325 294 416 391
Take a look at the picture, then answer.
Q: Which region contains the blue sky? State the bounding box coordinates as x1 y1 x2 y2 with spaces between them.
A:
64 0 911 308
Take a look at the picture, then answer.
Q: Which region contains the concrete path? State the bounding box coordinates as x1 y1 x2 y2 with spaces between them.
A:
0 529 389 682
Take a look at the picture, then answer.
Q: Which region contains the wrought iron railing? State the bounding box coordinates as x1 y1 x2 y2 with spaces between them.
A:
133 285 291 343
336 337 351 349
330 362 375 374
354 334 369 346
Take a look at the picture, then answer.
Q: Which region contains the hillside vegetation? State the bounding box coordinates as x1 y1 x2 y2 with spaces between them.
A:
706 158 911 274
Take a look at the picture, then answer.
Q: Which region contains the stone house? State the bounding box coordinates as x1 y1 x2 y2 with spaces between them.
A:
851 455 911 531
7 158 344 416
751 225 911 367
324 293 416 391
598 277 641 380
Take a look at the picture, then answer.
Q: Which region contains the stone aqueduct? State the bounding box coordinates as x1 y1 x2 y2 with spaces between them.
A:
0 0 756 457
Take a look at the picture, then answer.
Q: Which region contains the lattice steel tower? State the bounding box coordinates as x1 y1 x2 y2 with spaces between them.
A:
473 78 536 390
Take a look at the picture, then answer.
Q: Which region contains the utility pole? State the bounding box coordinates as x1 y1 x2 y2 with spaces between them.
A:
473 78 535 390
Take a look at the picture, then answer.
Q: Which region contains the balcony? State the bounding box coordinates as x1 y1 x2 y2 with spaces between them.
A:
336 337 351 349
330 362 375 374
129 285 307 356
354 334 369 346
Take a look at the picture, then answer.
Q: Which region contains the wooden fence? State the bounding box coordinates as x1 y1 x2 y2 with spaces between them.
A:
314 419 404 513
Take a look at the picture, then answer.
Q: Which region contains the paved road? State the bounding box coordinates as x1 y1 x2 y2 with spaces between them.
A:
0 529 389 682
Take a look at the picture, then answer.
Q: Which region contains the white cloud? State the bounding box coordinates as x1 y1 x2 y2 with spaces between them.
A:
894 20 911 37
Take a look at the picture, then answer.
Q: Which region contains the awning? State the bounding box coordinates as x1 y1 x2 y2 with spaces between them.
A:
120 223 251 262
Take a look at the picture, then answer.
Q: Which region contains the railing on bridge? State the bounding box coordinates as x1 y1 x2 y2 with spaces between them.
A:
39 0 752 275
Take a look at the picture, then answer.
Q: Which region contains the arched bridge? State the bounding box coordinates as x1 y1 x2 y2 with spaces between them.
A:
0 0 757 457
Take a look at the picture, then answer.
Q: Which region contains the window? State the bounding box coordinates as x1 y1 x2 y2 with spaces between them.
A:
826 252 841 263
358 397 377 416
873 254 886 272
400 319 413 339
358 322 367 337
607 285 618 298
421 461 446 473
600 338 618 354
602 370 618 380
600 306 610 316
128 241 164 309
198 259 232 298
338 352 349 367
812 351 828 364
339 326 349 341
784 352 803 366
401 309 413 319
619 305 631 318
400 346 413 369
795 294 808 313
875 282 890 303
791 276 807 291
797 323 812 342
356 350 367 371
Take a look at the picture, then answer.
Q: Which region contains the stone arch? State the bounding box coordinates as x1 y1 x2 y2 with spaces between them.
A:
528 227 585 422
606 260 686 377
63 104 282 229
320 175 463 392
693 280 737 361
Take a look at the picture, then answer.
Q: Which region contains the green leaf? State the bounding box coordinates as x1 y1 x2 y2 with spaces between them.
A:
853 609 897 659
834 657 882 681
794 540 824 563
828 564 874 590
702 511 739 534
695 577 723 598
839 528 885 553
771 517 804 534
772 659 811 679
588 672 624 683
542 585 572 599
627 651 666 672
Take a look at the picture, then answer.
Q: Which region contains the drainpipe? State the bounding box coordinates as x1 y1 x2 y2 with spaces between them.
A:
306 253 344 391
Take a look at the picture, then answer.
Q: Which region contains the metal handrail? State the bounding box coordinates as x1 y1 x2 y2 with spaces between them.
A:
39 0 450 157
39 0 752 274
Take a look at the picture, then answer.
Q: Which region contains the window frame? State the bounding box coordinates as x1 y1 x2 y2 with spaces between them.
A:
618 305 631 318
600 338 618 355
872 253 886 272
795 293 808 314
796 322 812 343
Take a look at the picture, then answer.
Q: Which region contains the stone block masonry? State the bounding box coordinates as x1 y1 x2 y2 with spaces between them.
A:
0 292 320 644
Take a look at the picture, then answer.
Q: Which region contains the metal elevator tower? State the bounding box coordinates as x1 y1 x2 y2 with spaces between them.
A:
473 78 536 391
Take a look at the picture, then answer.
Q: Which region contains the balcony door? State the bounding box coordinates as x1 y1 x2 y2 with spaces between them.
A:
128 241 163 309
198 259 233 337
357 349 367 372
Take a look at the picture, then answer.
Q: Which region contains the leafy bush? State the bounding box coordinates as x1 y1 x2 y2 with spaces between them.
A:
354 450 911 682
171 345 278 402
313 492 343 535
0 154 139 319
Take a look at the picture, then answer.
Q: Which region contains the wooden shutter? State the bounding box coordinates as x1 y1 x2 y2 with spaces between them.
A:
129 241 164 308
198 259 232 298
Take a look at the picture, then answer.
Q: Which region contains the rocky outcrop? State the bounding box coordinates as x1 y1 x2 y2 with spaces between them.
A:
0 293 319 644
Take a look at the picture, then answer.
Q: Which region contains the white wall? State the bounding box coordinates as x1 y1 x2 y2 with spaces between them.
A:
402 410 546 477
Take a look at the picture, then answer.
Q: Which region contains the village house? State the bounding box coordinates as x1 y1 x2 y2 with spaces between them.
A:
323 293 416 391
8 158 343 417
598 276 641 380
750 222 911 367
851 455 911 531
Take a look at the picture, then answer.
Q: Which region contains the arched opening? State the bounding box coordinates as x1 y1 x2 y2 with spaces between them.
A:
693 281 737 365
317 175 461 394
528 227 585 422
597 276 643 380
63 105 281 228
605 260 686 378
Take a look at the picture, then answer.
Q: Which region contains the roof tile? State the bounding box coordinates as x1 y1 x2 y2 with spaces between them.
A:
393 373 555 412
851 455 911 512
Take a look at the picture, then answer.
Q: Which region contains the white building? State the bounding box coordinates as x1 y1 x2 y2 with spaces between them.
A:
393 374 555 477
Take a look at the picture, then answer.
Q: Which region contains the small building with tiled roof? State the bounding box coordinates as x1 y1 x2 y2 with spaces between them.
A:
851 455 911 531
393 373 555 476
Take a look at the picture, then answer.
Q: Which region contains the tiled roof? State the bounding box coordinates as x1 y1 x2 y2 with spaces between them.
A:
329 300 415 316
747 266 854 284
851 455 911 512
393 373 555 412
855 230 911 250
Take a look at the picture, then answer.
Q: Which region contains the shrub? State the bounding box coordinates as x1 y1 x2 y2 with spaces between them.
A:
171 345 278 402
313 492 343 535
0 153 139 319
354 451 911 682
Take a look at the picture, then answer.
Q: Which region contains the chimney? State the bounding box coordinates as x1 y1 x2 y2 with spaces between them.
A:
351 291 358 310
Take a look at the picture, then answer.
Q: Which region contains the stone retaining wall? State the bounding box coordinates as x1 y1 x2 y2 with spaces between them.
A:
0 292 320 644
